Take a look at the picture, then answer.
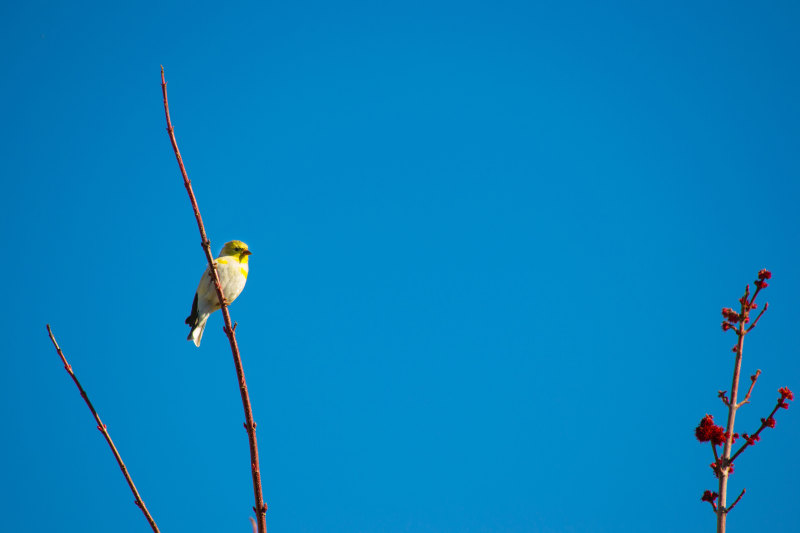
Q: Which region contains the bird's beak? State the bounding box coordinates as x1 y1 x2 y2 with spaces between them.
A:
243 250 252 256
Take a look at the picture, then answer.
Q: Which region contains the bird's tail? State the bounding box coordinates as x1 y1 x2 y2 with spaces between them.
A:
187 314 209 347
185 293 208 347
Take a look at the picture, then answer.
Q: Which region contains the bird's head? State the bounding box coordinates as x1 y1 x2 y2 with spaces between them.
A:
220 240 252 263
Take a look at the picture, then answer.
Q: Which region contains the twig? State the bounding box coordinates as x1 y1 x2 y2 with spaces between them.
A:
736 370 761 408
46 325 161 533
726 488 746 513
161 67 267 533
747 285 760 307
746 304 768 333
729 401 783 463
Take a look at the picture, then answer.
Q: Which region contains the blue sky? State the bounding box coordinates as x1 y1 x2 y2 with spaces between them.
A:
2 1 799 532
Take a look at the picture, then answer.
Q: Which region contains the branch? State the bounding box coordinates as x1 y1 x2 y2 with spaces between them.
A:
46 325 161 533
729 401 783 464
726 488 746 513
746 303 768 333
161 67 267 532
716 292 748 533
736 370 761 408
748 284 760 308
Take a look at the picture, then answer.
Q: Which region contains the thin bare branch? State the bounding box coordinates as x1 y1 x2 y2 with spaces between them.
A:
161 67 267 533
736 370 761 408
747 284 760 307
46 325 161 533
726 488 746 513
746 303 768 333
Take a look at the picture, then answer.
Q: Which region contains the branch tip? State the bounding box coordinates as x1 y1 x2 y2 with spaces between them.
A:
46 326 160 533
727 488 746 513
162 68 266 533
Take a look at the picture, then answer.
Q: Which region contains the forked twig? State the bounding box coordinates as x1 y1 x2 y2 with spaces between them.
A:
46 325 161 533
160 66 267 532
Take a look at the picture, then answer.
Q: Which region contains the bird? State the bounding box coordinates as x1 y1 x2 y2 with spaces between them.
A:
185 240 252 346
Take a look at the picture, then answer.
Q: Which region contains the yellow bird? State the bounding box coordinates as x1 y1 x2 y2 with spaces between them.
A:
185 240 252 346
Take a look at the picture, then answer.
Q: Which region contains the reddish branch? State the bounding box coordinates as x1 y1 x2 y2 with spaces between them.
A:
715 298 748 531
746 304 768 333
726 489 746 513
160 67 267 533
736 370 761 409
730 397 785 463
696 270 793 533
46 325 161 533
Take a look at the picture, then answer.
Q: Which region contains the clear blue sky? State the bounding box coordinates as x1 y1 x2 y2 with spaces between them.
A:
2 1 798 532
